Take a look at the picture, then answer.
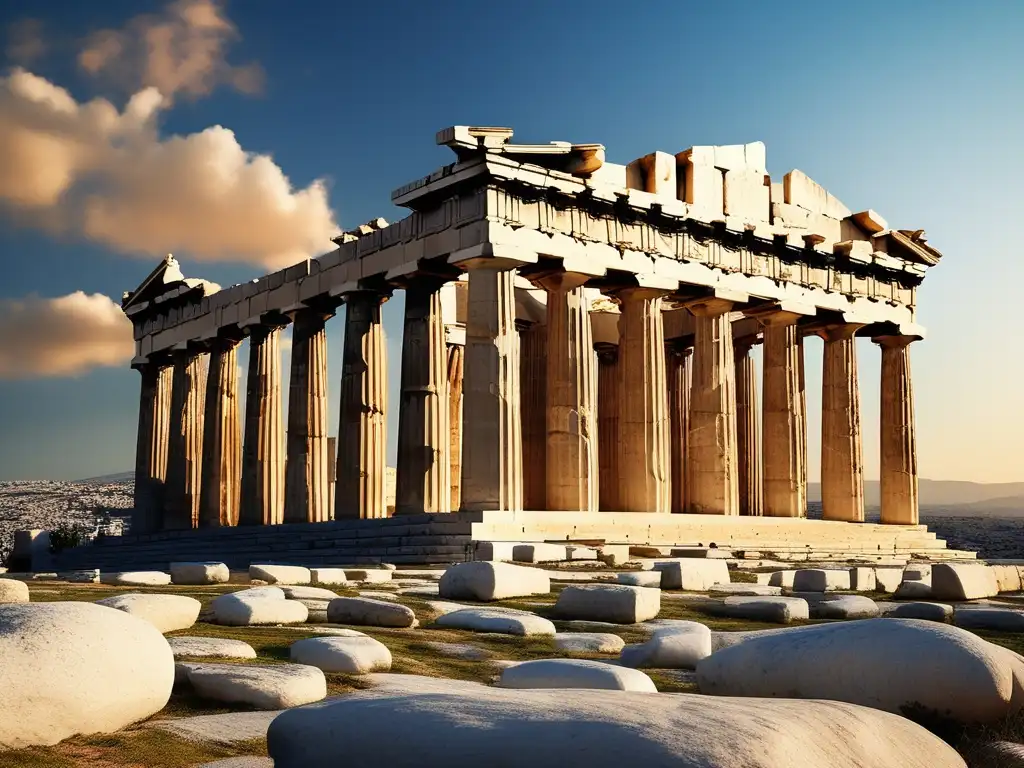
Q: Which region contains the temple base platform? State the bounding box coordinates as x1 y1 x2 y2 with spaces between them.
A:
50 511 976 572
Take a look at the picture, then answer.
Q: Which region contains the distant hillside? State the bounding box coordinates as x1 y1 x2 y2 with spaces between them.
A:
75 471 134 484
808 480 1024 508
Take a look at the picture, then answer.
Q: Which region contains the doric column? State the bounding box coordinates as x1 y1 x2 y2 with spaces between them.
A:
735 335 763 516
447 343 465 512
875 334 919 525
284 307 333 524
819 324 865 522
687 299 739 515
596 343 620 511
616 288 670 513
199 336 242 527
759 311 807 518
239 323 285 526
164 347 207 529
395 279 450 515
535 273 598 512
519 320 547 511
132 358 172 533
336 291 389 519
667 341 692 515
459 263 523 511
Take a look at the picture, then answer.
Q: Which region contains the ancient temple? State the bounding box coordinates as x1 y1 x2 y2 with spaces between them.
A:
119 125 946 558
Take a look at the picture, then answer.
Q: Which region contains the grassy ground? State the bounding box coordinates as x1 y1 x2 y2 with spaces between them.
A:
10 574 1024 765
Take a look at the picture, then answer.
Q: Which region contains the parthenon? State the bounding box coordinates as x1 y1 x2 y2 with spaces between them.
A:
121 125 944 556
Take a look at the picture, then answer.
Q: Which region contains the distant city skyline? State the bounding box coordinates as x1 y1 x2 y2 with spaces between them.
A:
0 0 1021 483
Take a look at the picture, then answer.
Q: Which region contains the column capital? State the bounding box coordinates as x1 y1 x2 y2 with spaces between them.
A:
816 322 865 343
594 341 619 364
687 297 734 318
873 334 918 349
733 333 760 355
528 269 591 294
449 243 537 271
610 286 671 303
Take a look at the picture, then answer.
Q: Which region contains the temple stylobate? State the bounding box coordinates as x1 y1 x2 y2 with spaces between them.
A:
122 125 943 555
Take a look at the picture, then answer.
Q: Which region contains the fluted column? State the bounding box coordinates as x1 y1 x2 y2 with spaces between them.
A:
596 343 620 511
395 280 450 515
133 359 172 533
447 344 465 512
818 324 865 522
199 337 242 527
460 263 523 511
687 299 738 515
165 347 207 529
616 288 670 513
239 324 285 525
536 273 598 512
519 321 547 511
876 334 919 525
735 336 763 516
759 311 807 518
285 307 333 524
667 342 692 515
336 291 388 519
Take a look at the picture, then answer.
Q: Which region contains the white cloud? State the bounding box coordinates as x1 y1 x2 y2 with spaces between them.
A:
0 292 134 379
78 0 264 101
0 68 338 269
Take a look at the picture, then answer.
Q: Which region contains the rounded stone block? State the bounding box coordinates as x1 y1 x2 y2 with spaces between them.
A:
0 579 29 604
438 561 550 602
290 636 392 675
249 565 312 586
326 597 418 628
555 585 660 624
501 659 657 692
96 594 201 633
179 662 327 710
171 562 230 585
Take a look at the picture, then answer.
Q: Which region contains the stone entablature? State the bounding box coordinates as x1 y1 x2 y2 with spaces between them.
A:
127 126 939 362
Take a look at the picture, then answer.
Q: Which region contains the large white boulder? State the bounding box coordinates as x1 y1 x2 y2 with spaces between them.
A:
168 636 257 660
96 593 201 633
249 565 311 585
512 543 567 564
652 559 729 590
501 659 657 692
767 570 798 588
705 596 809 623
931 563 999 601
555 585 660 624
954 608 1024 632
895 580 934 599
473 541 518 562
266 674 966 768
101 571 171 586
885 601 953 622
553 633 625 654
327 597 418 628
310 568 351 586
179 662 326 709
434 608 556 636
874 568 904 593
290 636 392 674
280 586 339 601
792 569 851 592
438 561 550 602
615 572 662 588
170 562 230 585
992 565 1023 593
620 622 712 669
0 579 29 603
0 602 174 748
809 595 880 620
696 618 1024 724
211 590 309 626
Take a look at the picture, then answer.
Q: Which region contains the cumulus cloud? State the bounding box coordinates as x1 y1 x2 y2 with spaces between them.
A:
5 18 47 65
0 292 135 379
0 68 338 269
78 0 264 102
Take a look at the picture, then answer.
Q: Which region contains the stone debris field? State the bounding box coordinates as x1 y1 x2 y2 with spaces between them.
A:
3 553 1024 766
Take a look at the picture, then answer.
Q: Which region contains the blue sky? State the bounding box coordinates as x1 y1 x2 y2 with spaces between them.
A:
0 0 1021 482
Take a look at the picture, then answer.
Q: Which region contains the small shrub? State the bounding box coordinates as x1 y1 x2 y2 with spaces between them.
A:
49 522 93 554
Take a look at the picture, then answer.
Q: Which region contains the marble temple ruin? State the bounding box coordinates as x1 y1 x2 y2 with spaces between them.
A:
113 125 948 563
